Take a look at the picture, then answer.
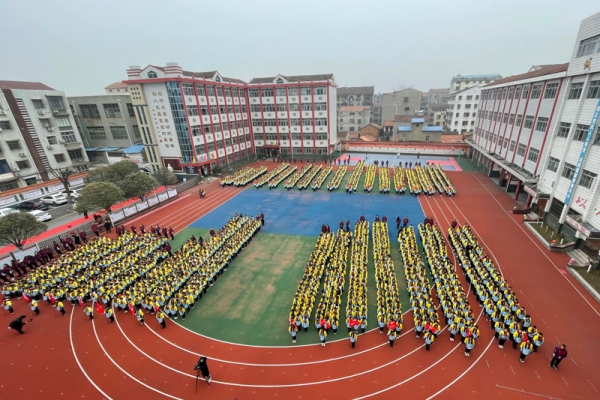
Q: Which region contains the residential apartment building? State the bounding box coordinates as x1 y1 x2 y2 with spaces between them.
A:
338 106 370 133
450 74 502 94
470 10 600 249
0 80 89 191
381 88 423 123
428 102 448 127
336 86 374 109
446 86 481 133
373 93 383 126
247 74 337 157
68 93 146 169
427 88 450 104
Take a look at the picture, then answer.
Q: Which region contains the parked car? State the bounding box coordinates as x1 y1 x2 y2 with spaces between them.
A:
60 189 80 199
15 201 49 211
0 208 19 217
28 210 52 222
40 194 68 205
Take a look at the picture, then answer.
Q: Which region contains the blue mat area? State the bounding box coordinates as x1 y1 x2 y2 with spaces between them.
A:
191 189 425 239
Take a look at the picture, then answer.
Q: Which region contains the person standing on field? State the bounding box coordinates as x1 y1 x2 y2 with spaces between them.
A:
550 344 568 370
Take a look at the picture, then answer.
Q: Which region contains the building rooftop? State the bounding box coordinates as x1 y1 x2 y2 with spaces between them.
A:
249 74 334 84
340 105 370 112
452 74 502 80
441 134 464 143
0 80 55 91
105 82 128 90
429 102 448 110
337 86 374 96
485 63 569 87
394 115 429 123
182 70 246 84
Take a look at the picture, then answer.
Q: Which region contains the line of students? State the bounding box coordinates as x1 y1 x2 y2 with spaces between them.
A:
393 167 407 194
344 221 369 347
327 165 347 191
345 161 364 193
285 164 314 190
449 224 543 363
297 164 322 190
221 166 267 187
311 166 333 191
254 163 289 188
363 164 376 193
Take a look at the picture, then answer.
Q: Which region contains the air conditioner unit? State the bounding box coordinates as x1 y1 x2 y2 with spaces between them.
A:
14 172 20 177
0 110 6 116
47 127 54 132
19 153 27 157
59 140 66 144
52 110 59 114
38 110 45 116
47 145 53 150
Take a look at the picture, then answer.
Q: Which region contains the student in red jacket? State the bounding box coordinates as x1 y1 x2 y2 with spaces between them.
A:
550 344 568 370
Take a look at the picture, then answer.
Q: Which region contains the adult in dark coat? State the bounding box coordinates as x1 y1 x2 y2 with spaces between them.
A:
9 315 28 334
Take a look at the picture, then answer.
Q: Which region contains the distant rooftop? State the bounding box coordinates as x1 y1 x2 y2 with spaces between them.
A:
452 74 502 80
105 82 128 90
485 63 569 87
0 80 55 91
340 105 370 112
338 86 374 96
249 74 334 84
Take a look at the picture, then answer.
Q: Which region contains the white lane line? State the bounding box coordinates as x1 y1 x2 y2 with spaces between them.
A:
562 376 569 386
495 384 564 399
535 370 541 380
91 311 183 399
470 173 600 317
485 359 490 368
69 306 114 400
509 364 516 376
590 380 598 393
571 358 578 366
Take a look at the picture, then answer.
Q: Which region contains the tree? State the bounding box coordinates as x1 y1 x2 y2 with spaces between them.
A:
110 160 140 181
153 167 178 186
84 166 117 185
0 213 48 249
119 172 159 200
46 166 75 203
76 182 125 213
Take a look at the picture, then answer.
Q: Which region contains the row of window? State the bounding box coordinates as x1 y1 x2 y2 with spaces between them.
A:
187 104 248 116
251 118 328 127
190 121 250 136
248 87 327 97
550 160 597 189
182 84 246 98
3 131 78 151
250 103 327 112
567 81 600 100
255 133 328 141
449 103 477 110
31 96 66 110
86 126 140 140
79 103 136 119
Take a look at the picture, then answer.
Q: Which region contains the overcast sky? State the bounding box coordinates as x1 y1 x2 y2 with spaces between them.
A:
3 0 599 96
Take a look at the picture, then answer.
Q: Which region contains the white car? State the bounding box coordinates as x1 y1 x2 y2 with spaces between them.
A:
60 189 80 199
40 194 68 205
29 210 52 222
0 208 18 217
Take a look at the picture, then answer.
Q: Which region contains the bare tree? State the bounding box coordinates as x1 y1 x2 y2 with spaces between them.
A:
45 166 75 203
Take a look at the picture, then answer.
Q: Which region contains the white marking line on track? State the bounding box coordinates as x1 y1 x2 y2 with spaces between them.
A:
470 173 600 317
509 364 516 375
485 359 490 368
529 301 535 309
535 370 541 380
541 318 547 326
69 306 114 400
562 376 569 386
126 194 191 225
91 312 183 399
545 351 552 360
495 384 564 400
571 358 578 366
555 336 561 344
590 381 599 393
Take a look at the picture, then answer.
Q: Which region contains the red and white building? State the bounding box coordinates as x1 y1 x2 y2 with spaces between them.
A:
124 65 337 174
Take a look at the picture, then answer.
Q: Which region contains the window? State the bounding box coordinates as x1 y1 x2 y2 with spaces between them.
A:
568 82 583 99
196 85 206 96
16 160 30 169
458 96 462 100
54 154 66 163
514 87 521 99
302 118 312 126
574 124 589 141
531 85 542 99
126 103 135 117
60 131 77 143
47 96 65 109
207 86 215 96
148 71 157 78
509 114 515 125
183 84 195 96
67 149 84 161
535 117 548 132
80 104 100 118
301 87 311 96
587 80 600 99
315 87 326 95
110 126 128 139
515 114 523 127
502 113 508 124
544 83 559 99
522 85 529 99
103 103 122 118
557 122 571 138
187 105 198 116
523 115 534 129
404 107 409 111
466 95 473 100
47 136 58 144
527 148 539 163
32 99 45 109
55 116 71 127
288 87 298 96
463 113 470 117
7 140 21 150
465 104 472 109
516 143 526 156
261 88 273 97
403 97 409 102
132 125 141 139
509 140 516 152
547 157 560 172
0 121 11 130
314 103 327 111
250 104 260 112
87 127 106 139
576 34 600 57
276 88 286 97
579 170 598 189
561 163 576 179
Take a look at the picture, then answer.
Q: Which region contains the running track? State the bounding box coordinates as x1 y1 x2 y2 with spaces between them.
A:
1 163 599 399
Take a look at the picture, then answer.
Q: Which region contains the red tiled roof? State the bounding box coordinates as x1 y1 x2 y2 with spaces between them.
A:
340 105 370 112
383 120 395 127
359 134 378 142
441 134 464 143
105 82 127 90
0 80 55 91
485 63 569 87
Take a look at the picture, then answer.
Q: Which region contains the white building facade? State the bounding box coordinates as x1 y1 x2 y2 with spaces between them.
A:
450 73 502 94
446 86 481 133
470 11 600 248
338 106 370 133
0 81 89 191
247 74 337 158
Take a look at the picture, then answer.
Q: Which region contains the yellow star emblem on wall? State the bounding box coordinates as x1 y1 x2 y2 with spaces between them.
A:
583 57 592 71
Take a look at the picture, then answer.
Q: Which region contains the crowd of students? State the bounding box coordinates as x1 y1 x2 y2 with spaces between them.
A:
269 165 296 189
297 165 322 190
311 166 333 191
373 221 403 346
419 223 479 356
378 167 390 194
398 225 441 349
221 166 267 187
449 224 543 363
254 163 289 188
393 167 407 194
327 165 347 191
405 169 422 195
363 164 376 193
289 232 336 343
427 165 456 196
285 164 313 190
345 161 364 193
345 221 369 345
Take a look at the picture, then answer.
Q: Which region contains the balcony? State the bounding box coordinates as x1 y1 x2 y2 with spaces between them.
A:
0 171 17 182
64 141 82 149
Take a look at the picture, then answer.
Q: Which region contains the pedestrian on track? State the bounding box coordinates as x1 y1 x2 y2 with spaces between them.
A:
156 311 166 329
349 330 358 349
464 336 475 357
549 344 567 370
105 308 114 323
319 328 327 346
519 340 534 363
388 329 397 347
424 331 435 351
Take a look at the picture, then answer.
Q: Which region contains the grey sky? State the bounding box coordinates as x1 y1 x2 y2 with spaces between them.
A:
3 0 599 96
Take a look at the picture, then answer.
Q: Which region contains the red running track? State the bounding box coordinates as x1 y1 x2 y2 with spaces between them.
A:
1 166 599 399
